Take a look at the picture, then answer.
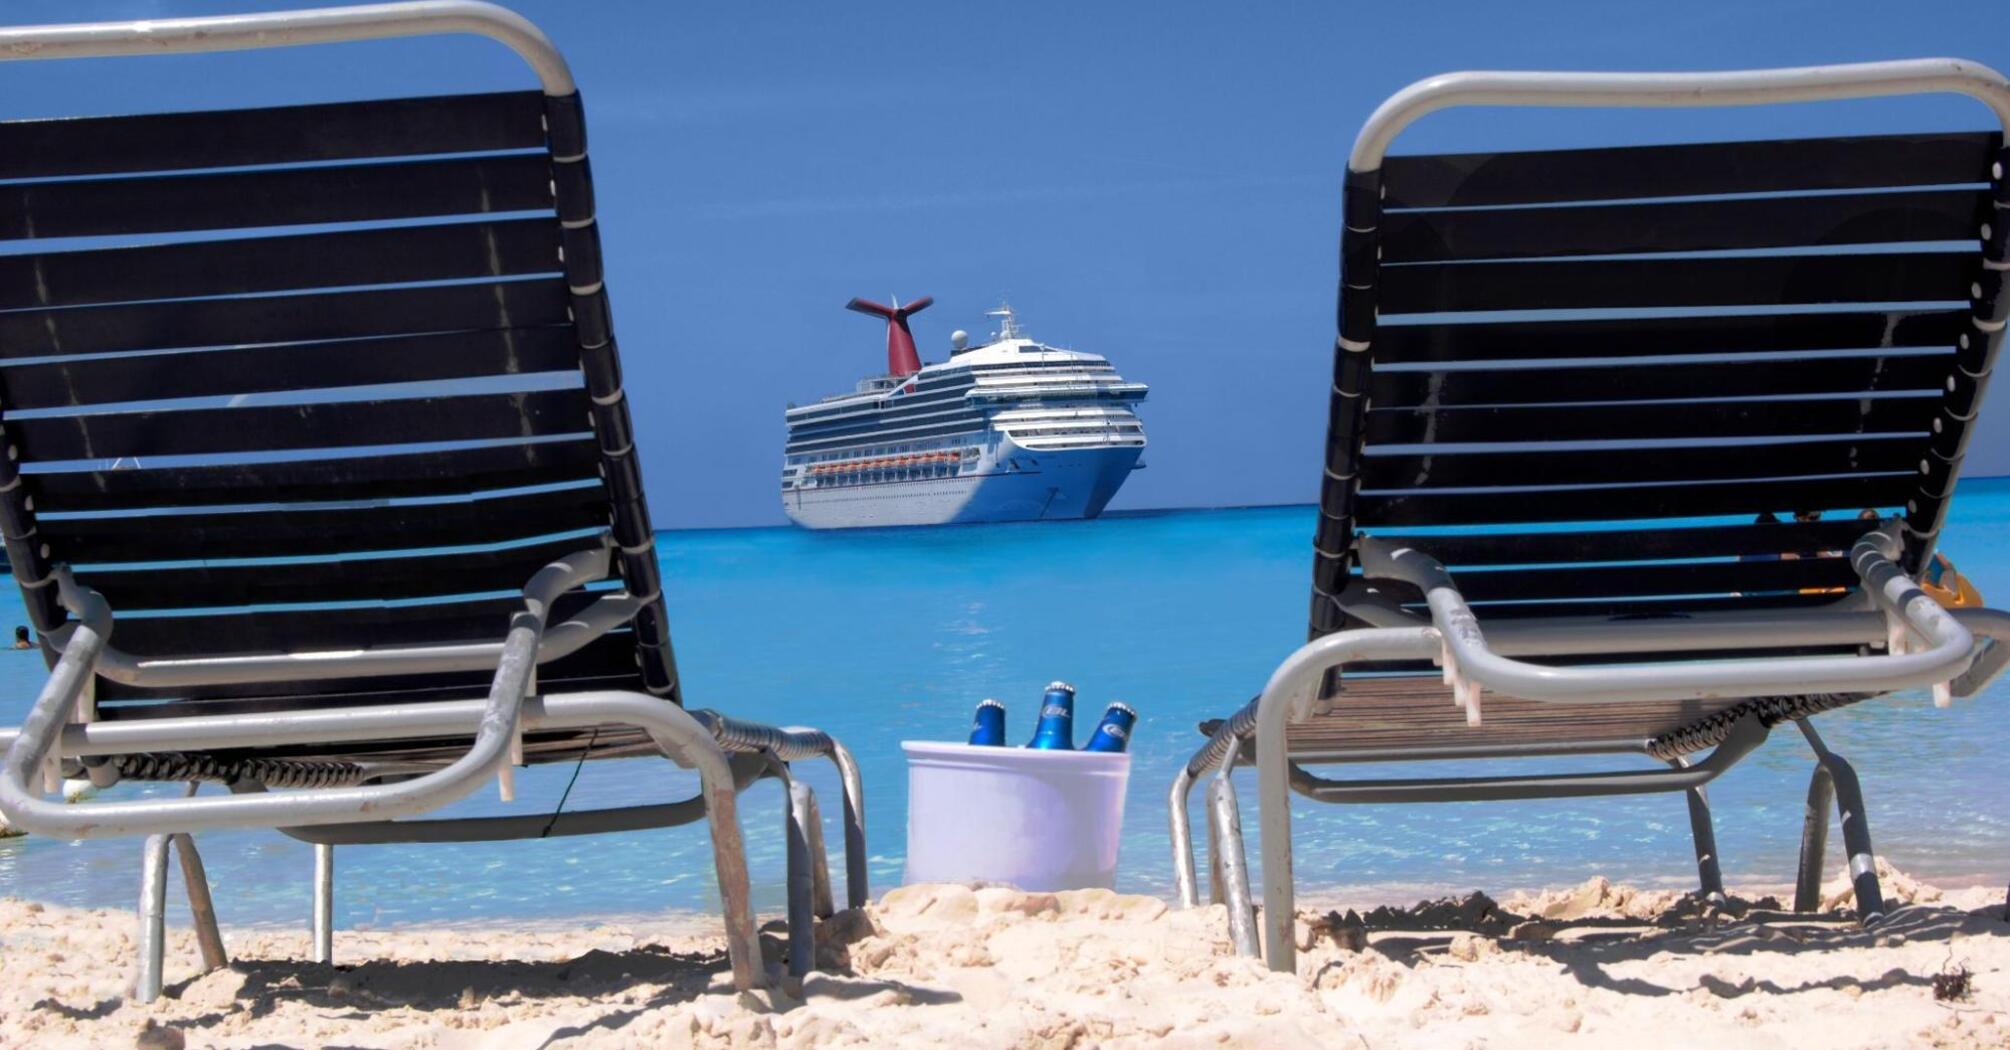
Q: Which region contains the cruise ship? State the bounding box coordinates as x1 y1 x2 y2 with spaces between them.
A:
780 298 1148 529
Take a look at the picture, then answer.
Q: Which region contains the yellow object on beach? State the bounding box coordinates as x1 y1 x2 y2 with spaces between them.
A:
1922 553 1985 608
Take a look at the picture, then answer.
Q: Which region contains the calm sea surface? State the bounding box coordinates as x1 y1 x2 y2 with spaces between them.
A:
3 481 2008 928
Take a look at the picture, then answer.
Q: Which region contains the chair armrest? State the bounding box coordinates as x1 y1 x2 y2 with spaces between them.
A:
0 546 608 839
1358 528 1977 706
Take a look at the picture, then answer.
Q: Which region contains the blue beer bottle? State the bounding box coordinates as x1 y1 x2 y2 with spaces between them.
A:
1083 702 1138 753
1025 681 1076 750
968 698 1007 746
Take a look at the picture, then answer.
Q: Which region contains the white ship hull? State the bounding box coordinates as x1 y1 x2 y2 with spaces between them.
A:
782 440 1141 529
782 306 1147 530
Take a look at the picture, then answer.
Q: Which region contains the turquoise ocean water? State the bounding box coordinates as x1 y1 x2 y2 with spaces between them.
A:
2 481 2008 929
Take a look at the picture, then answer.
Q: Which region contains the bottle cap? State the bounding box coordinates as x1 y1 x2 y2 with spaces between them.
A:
976 698 1005 710
1104 701 1137 717
1045 681 1076 693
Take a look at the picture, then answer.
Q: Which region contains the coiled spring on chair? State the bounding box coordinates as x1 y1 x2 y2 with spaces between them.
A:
696 711 837 762
1191 690 1875 772
1643 693 1871 761
108 752 368 788
1186 696 1260 778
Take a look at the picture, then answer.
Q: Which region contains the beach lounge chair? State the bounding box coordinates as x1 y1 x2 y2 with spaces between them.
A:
1174 60 2010 972
0 1 863 998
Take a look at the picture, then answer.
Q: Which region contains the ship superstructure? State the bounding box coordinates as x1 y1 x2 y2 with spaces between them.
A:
780 299 1147 529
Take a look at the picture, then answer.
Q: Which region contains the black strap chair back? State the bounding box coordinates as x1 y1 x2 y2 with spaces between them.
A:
1176 65 2010 975
1315 129 2006 649
0 88 675 722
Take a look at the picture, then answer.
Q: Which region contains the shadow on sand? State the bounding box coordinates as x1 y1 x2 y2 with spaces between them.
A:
1307 899 2009 1000
143 920 957 1048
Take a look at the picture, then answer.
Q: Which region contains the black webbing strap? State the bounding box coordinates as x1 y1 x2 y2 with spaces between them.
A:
1312 167 1382 640
1906 144 2010 572
542 91 679 701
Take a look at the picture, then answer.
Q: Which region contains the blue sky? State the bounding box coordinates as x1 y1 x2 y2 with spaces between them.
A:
4 0 2008 528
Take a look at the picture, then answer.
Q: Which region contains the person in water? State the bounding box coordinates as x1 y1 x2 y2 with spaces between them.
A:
12 626 31 650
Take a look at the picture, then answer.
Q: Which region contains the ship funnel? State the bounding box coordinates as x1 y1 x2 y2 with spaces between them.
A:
846 295 934 377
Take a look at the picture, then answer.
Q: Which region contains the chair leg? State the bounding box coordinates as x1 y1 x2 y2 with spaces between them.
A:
1254 687 1298 972
1794 764 1836 913
783 775 822 977
1206 795 1227 906
794 780 835 919
171 833 229 972
1794 719 1885 923
689 746 764 990
135 833 171 1003
136 783 227 1003
1823 752 1883 922
311 842 334 965
1667 756 1726 901
1168 765 1202 909
824 742 869 911
1208 767 1260 957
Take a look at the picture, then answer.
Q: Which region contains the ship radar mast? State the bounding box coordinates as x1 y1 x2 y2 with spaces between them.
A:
986 302 1025 342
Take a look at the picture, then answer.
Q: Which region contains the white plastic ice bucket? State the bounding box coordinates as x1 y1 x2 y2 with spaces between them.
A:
902 741 1131 892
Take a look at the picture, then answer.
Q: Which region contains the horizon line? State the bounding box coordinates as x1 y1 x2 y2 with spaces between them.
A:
655 473 2010 535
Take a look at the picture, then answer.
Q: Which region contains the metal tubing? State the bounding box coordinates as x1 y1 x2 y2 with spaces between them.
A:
172 833 229 973
138 792 226 1001
1283 717 1764 804
1209 765 1259 958
81 593 639 689
135 833 170 1003
0 1 577 96
278 754 771 844
1358 534 1977 704
1949 607 2010 697
1206 793 1226 907
1254 627 1442 973
795 780 835 919
825 740 869 911
1827 756 1883 922
0 548 608 837
1278 738 1655 765
782 773 817 977
644 701 763 992
1168 764 1200 908
1795 765 1837 913
1670 757 1726 900
1350 594 1885 653
0 574 110 823
1341 587 2010 696
1796 721 1885 923
311 843 334 965
1185 698 1259 779
693 710 867 909
1350 59 2010 173
0 686 809 992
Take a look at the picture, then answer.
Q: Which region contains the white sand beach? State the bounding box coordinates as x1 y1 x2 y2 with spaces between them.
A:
3 863 2007 1049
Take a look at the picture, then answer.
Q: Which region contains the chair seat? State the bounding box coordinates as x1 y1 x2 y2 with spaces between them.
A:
1203 675 1761 757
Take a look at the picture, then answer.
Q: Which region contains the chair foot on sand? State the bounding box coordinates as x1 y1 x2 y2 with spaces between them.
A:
1668 756 1727 902
779 763 834 977
1793 720 1885 923
134 823 229 1003
312 842 335 965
